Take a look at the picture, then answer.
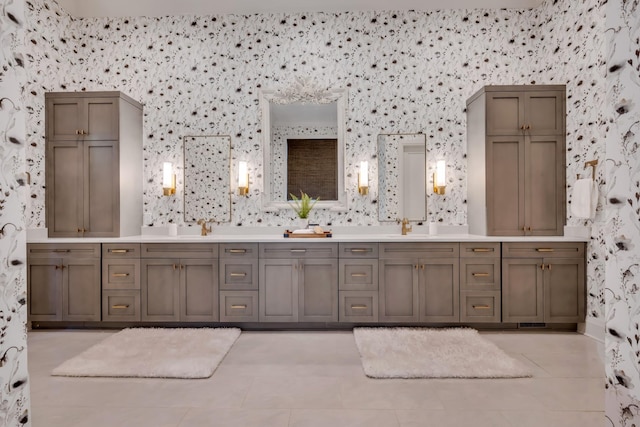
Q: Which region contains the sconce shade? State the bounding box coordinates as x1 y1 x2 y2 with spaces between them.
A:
238 161 249 196
162 162 176 196
358 161 369 195
433 160 446 195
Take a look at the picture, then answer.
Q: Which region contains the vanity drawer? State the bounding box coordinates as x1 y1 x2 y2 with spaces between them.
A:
460 242 500 258
28 243 100 259
102 243 141 259
339 291 378 323
379 243 459 259
339 243 379 259
460 291 501 323
102 259 140 290
219 243 259 259
259 243 338 259
102 290 140 321
219 260 258 290
502 242 585 258
219 291 259 322
141 243 218 259
339 259 378 291
460 259 501 291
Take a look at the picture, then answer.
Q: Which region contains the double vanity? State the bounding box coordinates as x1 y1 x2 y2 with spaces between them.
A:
27 233 586 329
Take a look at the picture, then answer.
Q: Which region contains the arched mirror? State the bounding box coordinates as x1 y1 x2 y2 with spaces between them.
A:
183 135 232 223
378 133 427 222
260 78 347 211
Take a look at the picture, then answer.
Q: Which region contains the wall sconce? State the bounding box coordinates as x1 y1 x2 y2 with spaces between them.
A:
162 162 176 196
238 161 249 196
358 161 369 195
433 160 446 195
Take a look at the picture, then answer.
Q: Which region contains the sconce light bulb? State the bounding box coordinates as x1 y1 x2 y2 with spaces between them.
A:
358 161 369 195
238 161 249 196
436 160 446 187
162 162 176 196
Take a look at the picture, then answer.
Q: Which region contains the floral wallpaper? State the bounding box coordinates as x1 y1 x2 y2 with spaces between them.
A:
0 0 31 424
604 0 640 424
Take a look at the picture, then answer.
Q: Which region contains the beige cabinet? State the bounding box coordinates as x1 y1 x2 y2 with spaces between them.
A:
338 243 379 323
502 242 585 323
467 85 566 236
378 243 459 323
102 243 141 322
27 243 101 323
459 243 501 323
219 244 259 322
140 244 219 322
45 91 143 238
259 243 338 322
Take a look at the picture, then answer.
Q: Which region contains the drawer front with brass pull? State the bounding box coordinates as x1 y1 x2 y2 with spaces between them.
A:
259 243 338 259
339 291 378 322
339 243 379 258
220 291 258 322
102 260 140 290
460 259 500 291
219 243 258 259
502 242 585 258
460 242 501 258
460 291 501 323
102 243 141 259
102 290 140 321
28 243 100 259
219 260 258 291
339 259 379 291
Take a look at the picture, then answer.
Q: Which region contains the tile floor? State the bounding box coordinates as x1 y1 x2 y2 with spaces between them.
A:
28 330 604 427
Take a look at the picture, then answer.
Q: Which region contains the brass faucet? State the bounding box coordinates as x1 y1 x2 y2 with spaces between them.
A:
401 218 412 235
197 219 212 236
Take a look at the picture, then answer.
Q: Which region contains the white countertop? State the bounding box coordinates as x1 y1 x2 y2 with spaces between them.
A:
27 226 591 244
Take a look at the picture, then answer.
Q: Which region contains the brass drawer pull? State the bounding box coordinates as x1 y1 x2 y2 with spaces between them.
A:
350 248 371 253
472 304 491 310
229 249 247 254
536 248 554 252
53 249 70 253
351 273 367 277
472 248 492 252
231 304 247 309
112 304 130 309
110 249 129 254
472 273 490 277
230 273 247 277
351 304 368 310
112 273 130 277
290 249 307 253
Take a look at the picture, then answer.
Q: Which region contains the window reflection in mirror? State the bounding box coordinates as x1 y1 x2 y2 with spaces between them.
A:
378 133 427 222
183 135 232 223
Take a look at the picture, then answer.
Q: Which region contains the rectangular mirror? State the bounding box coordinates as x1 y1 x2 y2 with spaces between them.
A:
378 133 427 222
183 135 232 223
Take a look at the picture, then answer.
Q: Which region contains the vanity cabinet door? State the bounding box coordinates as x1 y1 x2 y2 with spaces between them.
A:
544 257 585 323
378 259 419 322
141 259 181 321
259 259 298 322
82 140 119 237
180 259 218 322
298 259 338 322
28 257 63 321
502 258 544 323
418 258 459 322
63 257 101 321
46 141 83 237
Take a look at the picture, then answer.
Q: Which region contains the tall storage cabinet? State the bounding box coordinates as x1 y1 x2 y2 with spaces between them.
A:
467 86 566 236
45 92 143 238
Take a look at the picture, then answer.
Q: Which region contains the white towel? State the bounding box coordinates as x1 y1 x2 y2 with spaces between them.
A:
571 178 598 219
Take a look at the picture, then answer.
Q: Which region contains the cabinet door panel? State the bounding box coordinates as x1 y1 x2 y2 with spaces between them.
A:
526 135 565 236
180 259 218 321
419 259 459 322
525 91 564 136
28 258 63 321
47 142 83 236
259 260 297 322
486 136 525 235
141 260 180 321
545 258 585 323
46 98 83 140
63 258 101 321
486 92 525 135
84 141 118 237
299 259 338 322
379 259 419 322
502 258 544 322
85 97 119 140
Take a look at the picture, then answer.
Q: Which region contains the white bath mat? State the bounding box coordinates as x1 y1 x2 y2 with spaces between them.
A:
52 327 241 379
353 327 532 379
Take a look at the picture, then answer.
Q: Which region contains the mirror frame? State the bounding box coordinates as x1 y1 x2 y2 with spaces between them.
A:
183 134 232 223
259 85 348 212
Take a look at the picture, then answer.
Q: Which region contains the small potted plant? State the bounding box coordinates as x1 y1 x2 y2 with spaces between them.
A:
289 191 319 229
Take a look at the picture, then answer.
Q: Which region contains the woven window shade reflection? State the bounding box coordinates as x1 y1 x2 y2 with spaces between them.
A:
287 139 338 201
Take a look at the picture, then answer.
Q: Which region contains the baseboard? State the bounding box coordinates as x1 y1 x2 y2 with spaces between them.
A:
579 317 605 343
